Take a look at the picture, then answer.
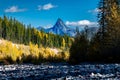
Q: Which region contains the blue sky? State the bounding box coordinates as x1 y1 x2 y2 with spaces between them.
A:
0 0 99 28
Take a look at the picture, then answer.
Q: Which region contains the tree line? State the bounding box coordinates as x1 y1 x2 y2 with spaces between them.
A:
0 16 72 48
69 0 120 64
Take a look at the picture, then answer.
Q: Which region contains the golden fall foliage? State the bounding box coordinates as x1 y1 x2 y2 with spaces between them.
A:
0 40 69 64
0 40 22 62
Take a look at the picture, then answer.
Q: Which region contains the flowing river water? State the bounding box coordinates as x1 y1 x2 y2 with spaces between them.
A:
0 63 120 80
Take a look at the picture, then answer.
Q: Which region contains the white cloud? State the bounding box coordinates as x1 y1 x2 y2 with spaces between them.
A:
88 8 100 13
38 3 57 10
66 20 98 27
44 24 52 29
5 6 26 13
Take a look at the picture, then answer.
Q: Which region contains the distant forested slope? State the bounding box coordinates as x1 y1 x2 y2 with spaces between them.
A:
0 16 73 48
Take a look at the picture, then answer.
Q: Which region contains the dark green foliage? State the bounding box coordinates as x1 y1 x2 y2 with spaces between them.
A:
69 27 89 64
87 33 103 62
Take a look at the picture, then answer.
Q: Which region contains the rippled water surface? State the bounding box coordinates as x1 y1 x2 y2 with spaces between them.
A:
0 63 120 80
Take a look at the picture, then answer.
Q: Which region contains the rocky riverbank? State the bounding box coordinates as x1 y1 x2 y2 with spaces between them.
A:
0 63 120 80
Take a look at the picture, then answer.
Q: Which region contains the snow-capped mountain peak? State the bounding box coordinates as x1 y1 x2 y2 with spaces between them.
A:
37 18 76 36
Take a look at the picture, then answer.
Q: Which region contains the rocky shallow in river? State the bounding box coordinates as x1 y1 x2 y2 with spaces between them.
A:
0 63 120 80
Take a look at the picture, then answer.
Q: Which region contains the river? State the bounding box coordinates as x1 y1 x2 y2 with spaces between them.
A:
0 63 120 80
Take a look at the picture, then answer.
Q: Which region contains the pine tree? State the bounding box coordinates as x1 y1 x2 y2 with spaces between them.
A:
95 0 120 61
2 16 8 39
69 27 89 64
0 17 2 38
26 24 32 43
